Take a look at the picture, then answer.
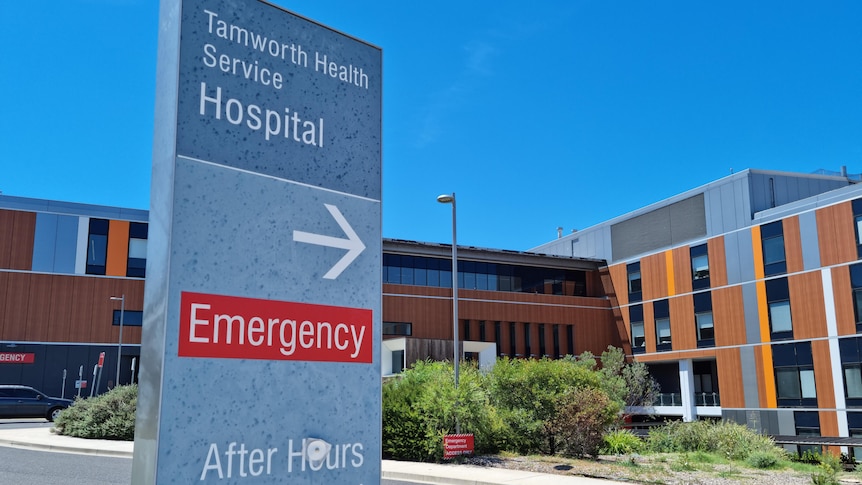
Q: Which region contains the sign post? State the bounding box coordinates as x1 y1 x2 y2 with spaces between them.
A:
133 1 381 484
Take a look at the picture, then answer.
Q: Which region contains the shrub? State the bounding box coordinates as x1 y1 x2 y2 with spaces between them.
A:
548 387 619 458
747 450 781 469
54 384 137 440
488 357 604 454
601 429 644 455
382 360 505 462
645 420 778 461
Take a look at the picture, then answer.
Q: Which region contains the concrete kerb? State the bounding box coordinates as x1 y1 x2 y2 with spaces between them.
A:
0 426 625 484
0 425 133 458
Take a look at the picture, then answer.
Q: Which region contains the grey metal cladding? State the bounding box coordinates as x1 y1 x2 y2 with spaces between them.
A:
798 210 821 270
32 213 58 273
611 194 706 260
749 172 850 214
742 282 761 344
740 345 760 408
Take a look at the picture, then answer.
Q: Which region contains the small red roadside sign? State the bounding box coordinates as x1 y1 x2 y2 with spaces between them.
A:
98 352 105 367
443 433 474 459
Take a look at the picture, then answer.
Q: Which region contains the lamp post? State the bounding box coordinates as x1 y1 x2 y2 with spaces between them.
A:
110 295 125 386
436 193 459 433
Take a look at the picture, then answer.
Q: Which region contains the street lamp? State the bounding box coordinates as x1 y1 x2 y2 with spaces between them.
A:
110 295 125 386
436 193 459 432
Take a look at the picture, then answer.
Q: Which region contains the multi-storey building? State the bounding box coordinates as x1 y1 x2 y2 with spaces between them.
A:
535 168 862 450
0 195 618 398
7 166 862 450
0 196 147 395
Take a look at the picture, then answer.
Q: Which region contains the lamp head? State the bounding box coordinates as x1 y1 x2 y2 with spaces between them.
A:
436 194 455 204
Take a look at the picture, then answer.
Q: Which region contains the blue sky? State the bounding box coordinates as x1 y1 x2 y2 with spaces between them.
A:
2 1 860 251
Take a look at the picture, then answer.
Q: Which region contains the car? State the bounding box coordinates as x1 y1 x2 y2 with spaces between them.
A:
0 385 73 421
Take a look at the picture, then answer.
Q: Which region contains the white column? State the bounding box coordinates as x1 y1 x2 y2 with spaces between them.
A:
823 268 849 450
679 359 697 422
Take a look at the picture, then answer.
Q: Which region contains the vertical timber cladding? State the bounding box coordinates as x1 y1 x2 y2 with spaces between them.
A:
134 1 382 484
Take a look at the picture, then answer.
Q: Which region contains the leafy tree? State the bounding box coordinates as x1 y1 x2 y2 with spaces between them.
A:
382 360 504 461
488 357 602 454
548 387 619 458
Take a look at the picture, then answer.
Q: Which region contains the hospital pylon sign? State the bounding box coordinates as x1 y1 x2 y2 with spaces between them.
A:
132 1 381 484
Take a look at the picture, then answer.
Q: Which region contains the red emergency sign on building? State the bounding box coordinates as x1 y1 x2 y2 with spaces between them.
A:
0 352 35 364
178 291 373 363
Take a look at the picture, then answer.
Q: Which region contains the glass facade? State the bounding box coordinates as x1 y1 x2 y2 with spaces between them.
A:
383 253 588 296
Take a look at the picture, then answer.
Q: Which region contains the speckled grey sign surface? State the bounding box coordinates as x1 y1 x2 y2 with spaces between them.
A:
134 0 381 483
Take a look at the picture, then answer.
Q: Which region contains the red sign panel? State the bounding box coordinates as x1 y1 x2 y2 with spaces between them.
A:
98 352 105 367
443 434 475 459
0 352 35 364
178 291 373 363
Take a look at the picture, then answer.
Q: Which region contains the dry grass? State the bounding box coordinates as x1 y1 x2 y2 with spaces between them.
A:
464 452 849 485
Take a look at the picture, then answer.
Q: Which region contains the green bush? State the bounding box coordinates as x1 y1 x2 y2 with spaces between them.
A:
548 387 619 458
747 450 781 469
645 420 778 461
382 360 506 462
601 429 644 455
488 356 606 454
383 349 662 461
54 384 137 440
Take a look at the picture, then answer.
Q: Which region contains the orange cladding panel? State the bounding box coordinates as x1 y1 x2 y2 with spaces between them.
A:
641 253 667 301
831 266 858 336
707 236 728 288
106 220 130 277
713 286 747 347
789 272 827 339
669 294 695 350
817 202 856 267
783 216 804 274
716 348 745 408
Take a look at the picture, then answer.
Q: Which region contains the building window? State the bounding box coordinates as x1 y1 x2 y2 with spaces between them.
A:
853 199 862 259
391 350 405 374
478 320 486 341
383 322 412 336
773 341 816 407
761 221 786 276
654 299 671 351
794 411 822 456
566 325 574 356
848 412 862 462
112 310 143 326
630 304 645 354
86 218 109 275
494 321 502 356
509 322 516 357
552 324 560 358
840 337 862 407
627 262 642 302
524 323 532 357
463 320 470 341
126 222 148 278
380 253 588 296
690 244 710 290
845 365 862 399
850 263 862 333
693 291 715 347
766 278 793 340
538 324 546 357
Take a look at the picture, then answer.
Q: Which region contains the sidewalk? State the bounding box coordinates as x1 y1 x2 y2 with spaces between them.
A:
0 425 625 484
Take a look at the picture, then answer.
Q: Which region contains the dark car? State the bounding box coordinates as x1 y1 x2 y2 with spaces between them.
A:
0 385 73 421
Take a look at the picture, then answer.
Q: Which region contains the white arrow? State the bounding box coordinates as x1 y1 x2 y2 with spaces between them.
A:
293 203 366 280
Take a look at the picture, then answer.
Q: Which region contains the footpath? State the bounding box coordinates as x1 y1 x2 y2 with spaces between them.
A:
0 425 625 484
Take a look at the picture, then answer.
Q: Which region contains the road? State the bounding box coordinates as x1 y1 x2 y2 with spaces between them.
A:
0 446 131 485
0 421 429 485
